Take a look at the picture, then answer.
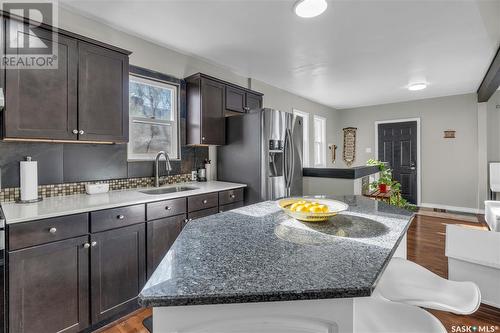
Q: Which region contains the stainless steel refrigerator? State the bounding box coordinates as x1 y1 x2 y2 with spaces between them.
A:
218 108 303 205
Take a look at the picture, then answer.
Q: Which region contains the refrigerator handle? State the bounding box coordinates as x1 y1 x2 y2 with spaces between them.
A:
285 128 293 195
289 128 295 191
283 129 290 190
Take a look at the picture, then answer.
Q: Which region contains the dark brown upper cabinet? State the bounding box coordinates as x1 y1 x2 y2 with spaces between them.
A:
226 85 246 113
186 74 226 145
186 73 263 145
225 87 263 114
246 92 263 111
78 42 129 143
3 22 78 141
1 16 131 143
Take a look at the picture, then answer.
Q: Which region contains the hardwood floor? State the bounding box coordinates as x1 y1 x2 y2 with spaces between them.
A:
100 214 500 333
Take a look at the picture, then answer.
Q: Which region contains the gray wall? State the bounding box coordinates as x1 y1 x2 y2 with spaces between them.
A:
335 93 479 210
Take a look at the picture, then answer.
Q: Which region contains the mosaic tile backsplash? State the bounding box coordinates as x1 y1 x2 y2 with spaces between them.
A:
0 173 193 203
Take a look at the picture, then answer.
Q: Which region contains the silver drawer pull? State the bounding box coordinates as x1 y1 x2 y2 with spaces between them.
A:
79 130 85 135
117 215 125 220
49 227 57 234
83 243 90 249
202 199 208 204
91 241 97 247
72 129 78 134
229 194 236 199
165 206 171 210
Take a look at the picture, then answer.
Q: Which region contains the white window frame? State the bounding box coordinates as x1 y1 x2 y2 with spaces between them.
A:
293 109 310 167
127 74 180 161
313 115 326 167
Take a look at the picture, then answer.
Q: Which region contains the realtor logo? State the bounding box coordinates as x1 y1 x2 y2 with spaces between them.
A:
1 0 58 69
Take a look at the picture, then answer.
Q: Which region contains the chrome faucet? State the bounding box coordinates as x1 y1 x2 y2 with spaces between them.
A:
154 151 172 187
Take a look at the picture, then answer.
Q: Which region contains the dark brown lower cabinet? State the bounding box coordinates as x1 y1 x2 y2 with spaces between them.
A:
146 214 186 278
8 236 90 333
90 224 145 324
188 207 219 220
219 201 244 213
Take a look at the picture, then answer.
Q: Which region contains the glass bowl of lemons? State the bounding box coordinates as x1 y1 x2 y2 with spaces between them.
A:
278 198 349 222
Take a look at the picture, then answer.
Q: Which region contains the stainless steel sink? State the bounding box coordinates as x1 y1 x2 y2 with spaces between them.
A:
139 186 198 195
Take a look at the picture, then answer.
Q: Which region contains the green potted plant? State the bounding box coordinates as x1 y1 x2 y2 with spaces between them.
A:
367 159 393 193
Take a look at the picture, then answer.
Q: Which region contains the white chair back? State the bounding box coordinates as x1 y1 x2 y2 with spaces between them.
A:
489 162 500 192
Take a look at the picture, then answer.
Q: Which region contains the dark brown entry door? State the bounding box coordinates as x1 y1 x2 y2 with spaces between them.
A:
378 121 418 204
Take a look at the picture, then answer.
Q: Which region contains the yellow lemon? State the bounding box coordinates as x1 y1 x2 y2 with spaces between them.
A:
309 206 324 213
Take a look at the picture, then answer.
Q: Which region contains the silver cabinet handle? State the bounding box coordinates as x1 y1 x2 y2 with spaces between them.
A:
202 199 208 204
202 136 206 141
229 194 235 199
165 206 171 210
79 130 85 135
49 227 57 234
117 215 125 220
72 129 78 134
91 241 97 247
83 243 90 249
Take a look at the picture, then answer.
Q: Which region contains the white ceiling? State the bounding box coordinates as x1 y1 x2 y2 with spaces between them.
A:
61 0 500 109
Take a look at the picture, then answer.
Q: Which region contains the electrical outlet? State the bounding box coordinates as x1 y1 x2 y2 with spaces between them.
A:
191 171 197 181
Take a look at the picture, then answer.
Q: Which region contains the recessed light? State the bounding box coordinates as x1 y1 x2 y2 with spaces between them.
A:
294 0 328 18
408 83 427 91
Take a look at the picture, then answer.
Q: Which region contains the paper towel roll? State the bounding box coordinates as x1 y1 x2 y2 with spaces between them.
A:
20 158 38 201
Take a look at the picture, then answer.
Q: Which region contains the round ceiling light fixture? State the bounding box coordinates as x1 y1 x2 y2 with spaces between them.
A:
408 82 428 91
294 0 328 18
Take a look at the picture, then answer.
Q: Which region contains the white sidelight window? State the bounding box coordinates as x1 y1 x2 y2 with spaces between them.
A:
293 109 310 167
313 115 326 167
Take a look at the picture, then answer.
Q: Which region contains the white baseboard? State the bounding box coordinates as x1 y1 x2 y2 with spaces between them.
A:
420 202 484 214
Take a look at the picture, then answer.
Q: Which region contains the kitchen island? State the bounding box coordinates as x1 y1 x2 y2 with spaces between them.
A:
139 195 413 333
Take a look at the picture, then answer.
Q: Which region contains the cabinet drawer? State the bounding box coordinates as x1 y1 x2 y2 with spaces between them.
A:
90 204 145 233
8 213 88 251
188 193 218 212
188 207 219 220
147 198 186 221
219 188 244 206
219 201 244 213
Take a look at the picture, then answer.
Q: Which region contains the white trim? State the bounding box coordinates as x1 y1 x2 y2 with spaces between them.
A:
420 202 484 214
374 118 421 205
293 109 310 167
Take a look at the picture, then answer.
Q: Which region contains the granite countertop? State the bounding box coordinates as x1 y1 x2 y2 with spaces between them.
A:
303 166 380 179
139 195 413 307
0 181 246 224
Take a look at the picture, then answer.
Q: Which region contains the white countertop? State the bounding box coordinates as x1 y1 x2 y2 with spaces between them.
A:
0 181 246 224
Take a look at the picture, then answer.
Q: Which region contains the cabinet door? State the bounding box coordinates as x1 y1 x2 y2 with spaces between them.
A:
146 214 185 278
78 42 129 142
4 22 78 140
246 93 263 111
90 223 145 324
226 86 246 113
201 78 225 145
9 236 89 333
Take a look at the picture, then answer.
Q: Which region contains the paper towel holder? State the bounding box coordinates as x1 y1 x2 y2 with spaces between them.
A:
16 156 43 204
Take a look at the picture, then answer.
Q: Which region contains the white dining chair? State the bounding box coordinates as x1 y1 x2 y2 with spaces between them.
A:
354 297 446 333
374 257 481 315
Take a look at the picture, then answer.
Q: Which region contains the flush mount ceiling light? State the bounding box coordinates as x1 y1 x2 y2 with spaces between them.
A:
408 83 428 91
294 0 328 18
